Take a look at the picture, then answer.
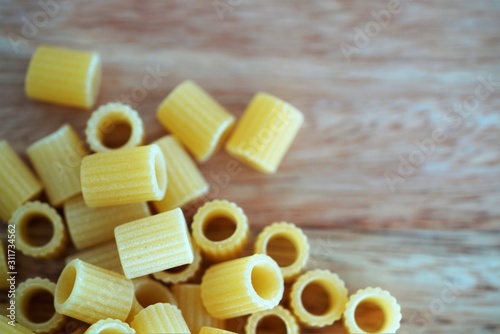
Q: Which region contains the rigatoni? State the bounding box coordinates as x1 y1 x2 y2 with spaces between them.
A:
225 93 304 174
54 259 134 323
200 327 235 334
343 287 401 334
65 241 123 274
86 102 144 152
85 319 135 334
0 140 42 222
25 45 101 109
64 195 150 250
81 144 167 207
27 124 88 207
16 278 65 334
0 315 34 334
130 303 190 334
127 277 177 323
245 306 299 334
156 80 235 162
0 241 8 290
152 135 209 212
153 240 202 285
11 201 66 259
200 254 284 319
115 208 193 279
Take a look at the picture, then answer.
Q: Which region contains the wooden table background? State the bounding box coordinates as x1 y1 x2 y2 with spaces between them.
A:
1 1 500 333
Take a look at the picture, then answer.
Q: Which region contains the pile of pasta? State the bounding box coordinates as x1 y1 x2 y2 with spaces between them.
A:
0 45 402 334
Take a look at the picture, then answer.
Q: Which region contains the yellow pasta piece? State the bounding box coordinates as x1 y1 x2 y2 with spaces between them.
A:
16 277 65 333
126 277 177 323
152 135 209 212
27 124 88 207
86 102 144 152
245 305 299 334
343 287 401 334
0 315 34 334
25 45 101 109
81 144 167 207
130 303 190 334
192 200 249 262
156 80 235 162
225 92 304 174
172 284 224 333
84 319 135 334
289 269 348 328
115 208 193 279
0 140 42 222
11 201 66 259
65 241 123 274
201 254 284 319
199 327 235 334
64 195 150 250
0 241 8 290
254 222 309 282
153 239 202 285
55 259 134 324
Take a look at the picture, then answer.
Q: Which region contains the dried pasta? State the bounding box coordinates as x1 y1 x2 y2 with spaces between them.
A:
153 239 202 285
225 92 304 174
81 144 167 207
0 315 34 334
200 254 284 319
16 277 65 334
289 269 348 328
254 222 309 281
0 241 8 290
65 241 123 274
11 201 66 259
85 318 135 334
343 287 401 334
55 259 134 324
86 102 144 152
27 124 88 207
171 284 224 333
199 327 236 334
130 303 191 334
245 305 299 334
192 200 249 262
64 195 150 250
156 80 235 162
25 45 101 109
115 208 193 279
0 140 42 222
152 135 209 212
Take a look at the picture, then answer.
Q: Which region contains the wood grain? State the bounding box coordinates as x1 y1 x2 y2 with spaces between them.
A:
0 1 499 333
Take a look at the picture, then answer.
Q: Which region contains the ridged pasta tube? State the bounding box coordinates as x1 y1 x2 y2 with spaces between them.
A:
200 327 236 334
65 241 123 274
85 319 135 334
0 315 34 333
245 306 299 334
130 303 191 334
0 241 8 290
152 240 202 285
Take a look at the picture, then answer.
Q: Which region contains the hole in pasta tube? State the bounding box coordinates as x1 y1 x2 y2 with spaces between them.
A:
301 281 330 316
266 235 297 267
166 263 190 274
99 116 132 149
55 265 76 305
251 263 281 301
25 288 55 323
203 215 237 242
135 281 173 308
354 299 386 333
20 214 54 247
256 315 287 334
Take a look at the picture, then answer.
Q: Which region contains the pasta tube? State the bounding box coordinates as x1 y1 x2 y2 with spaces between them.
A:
152 135 208 212
55 259 134 324
27 124 88 207
81 144 167 207
343 287 401 334
65 241 123 274
0 315 34 334
289 269 348 328
0 140 42 222
199 327 235 334
192 200 249 262
254 222 309 281
225 92 304 174
245 305 299 334
153 240 202 284
0 241 8 290
25 45 101 109
84 319 135 334
130 303 190 334
156 80 235 162
16 277 65 333
11 201 66 259
86 102 144 152
114 208 193 279
171 284 224 333
64 195 150 250
200 254 284 319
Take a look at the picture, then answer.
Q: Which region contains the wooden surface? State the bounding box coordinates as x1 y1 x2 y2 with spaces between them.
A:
1 1 500 333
